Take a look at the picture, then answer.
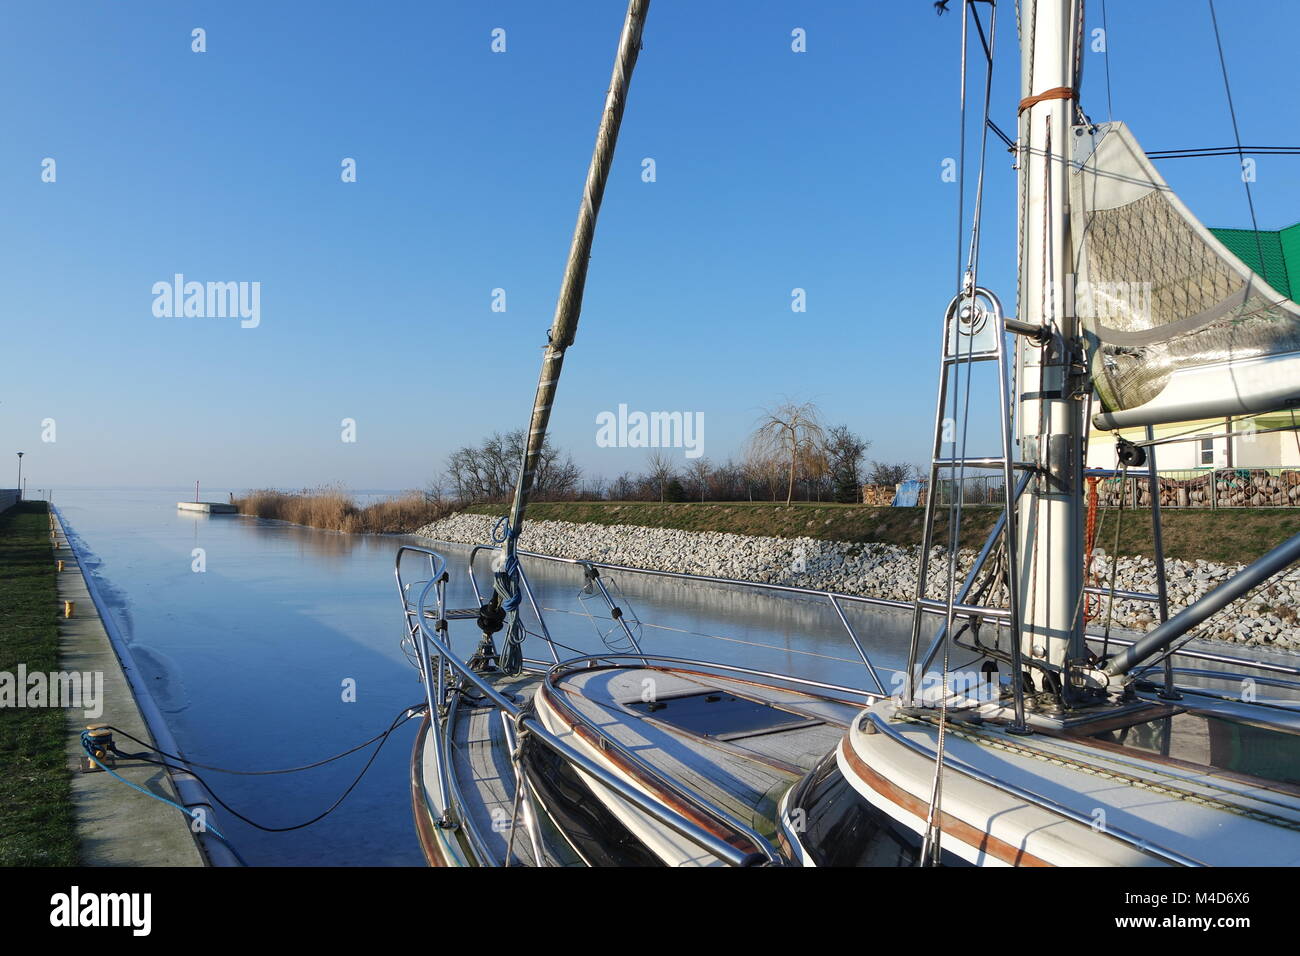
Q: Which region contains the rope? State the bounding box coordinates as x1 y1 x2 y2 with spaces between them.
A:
1149 146 1300 159
102 722 403 776
1017 85 1073 114
1083 475 1100 625
92 704 423 834
80 733 227 840
493 549 527 675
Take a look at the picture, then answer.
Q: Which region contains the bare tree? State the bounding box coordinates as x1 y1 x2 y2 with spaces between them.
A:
443 429 581 503
644 451 676 503
868 461 917 486
609 472 637 500
752 401 826 505
580 475 608 500
800 441 829 501
739 444 772 502
686 457 712 502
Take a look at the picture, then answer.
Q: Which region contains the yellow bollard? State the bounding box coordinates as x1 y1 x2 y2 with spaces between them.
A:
57 560 64 572
64 600 75 618
85 725 113 760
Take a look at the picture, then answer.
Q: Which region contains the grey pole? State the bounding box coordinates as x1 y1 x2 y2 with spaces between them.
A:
1103 530 1300 677
1144 425 1178 699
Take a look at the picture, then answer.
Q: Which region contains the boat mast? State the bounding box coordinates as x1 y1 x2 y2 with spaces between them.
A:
1015 0 1086 691
491 0 649 672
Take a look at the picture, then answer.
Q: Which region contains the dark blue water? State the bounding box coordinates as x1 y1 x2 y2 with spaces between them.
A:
51 487 917 866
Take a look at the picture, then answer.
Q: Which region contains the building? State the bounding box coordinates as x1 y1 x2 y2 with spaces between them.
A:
1087 413 1300 473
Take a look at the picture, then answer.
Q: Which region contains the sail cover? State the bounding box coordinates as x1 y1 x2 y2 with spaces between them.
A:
1070 122 1300 429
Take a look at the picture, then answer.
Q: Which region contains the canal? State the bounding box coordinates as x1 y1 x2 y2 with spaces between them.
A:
52 487 917 866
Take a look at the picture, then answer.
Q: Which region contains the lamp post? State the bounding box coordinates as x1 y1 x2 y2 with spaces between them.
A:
16 452 23 501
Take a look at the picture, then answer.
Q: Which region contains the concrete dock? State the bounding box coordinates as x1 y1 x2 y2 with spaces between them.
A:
52 510 212 866
177 501 237 514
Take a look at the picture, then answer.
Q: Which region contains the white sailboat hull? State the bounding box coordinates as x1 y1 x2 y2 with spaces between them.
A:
787 698 1300 867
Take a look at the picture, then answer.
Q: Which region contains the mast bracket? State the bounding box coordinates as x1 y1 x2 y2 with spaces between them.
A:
1023 434 1074 494
1003 317 1052 346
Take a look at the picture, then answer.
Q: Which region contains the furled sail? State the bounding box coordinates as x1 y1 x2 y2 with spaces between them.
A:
1070 122 1300 429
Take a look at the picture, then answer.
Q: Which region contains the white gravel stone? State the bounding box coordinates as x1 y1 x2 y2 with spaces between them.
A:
415 513 1300 650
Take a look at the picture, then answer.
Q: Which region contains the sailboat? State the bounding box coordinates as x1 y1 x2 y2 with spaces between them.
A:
400 0 1300 866
777 0 1300 867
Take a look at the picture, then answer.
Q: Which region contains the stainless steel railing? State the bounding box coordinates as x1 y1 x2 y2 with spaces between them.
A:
455 538 1300 691
467 544 917 698
395 543 782 867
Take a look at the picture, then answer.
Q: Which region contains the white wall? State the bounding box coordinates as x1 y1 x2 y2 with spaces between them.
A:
1086 426 1267 472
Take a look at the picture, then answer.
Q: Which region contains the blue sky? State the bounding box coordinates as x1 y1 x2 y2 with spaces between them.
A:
3 1 1299 493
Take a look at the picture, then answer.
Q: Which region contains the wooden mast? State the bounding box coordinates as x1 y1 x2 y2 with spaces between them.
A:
493 0 650 671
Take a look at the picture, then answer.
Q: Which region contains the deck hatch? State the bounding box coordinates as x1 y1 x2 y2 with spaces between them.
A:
627 689 822 741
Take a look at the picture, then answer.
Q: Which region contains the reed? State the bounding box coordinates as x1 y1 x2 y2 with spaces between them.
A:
233 487 451 534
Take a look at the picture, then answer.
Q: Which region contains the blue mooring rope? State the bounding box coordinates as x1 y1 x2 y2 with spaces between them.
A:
80 731 228 840
491 515 511 544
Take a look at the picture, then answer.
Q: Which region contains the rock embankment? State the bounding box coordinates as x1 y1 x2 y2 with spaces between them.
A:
415 512 1300 649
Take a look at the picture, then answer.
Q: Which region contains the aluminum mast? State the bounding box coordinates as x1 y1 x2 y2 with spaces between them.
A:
1015 0 1087 688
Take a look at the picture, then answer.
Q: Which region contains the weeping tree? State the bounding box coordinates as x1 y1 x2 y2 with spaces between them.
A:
752 401 826 505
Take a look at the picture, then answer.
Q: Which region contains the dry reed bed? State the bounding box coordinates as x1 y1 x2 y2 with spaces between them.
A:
233 489 450 534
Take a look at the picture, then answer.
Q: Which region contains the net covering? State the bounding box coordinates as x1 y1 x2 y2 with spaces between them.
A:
1071 123 1300 414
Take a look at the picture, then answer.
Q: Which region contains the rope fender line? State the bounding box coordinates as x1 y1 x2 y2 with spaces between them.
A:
1018 85 1074 114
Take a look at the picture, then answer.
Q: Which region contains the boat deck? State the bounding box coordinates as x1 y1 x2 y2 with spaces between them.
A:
443 673 583 866
542 666 859 842
427 663 863 866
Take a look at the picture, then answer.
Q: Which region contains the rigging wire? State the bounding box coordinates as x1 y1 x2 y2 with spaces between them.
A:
1149 146 1300 159
1100 0 1114 122
1128 413 1300 450
986 118 1016 151
922 0 999 870
1207 0 1271 290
